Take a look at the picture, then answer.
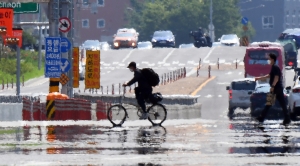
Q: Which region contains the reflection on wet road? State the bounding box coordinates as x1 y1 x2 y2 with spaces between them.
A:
1 111 300 165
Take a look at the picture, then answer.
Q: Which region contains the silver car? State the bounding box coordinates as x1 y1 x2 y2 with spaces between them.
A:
226 78 256 113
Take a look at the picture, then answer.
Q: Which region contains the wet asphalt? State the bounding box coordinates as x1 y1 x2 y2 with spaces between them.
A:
1 47 300 165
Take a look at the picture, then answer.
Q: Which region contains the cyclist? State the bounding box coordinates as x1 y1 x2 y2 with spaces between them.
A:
122 61 152 120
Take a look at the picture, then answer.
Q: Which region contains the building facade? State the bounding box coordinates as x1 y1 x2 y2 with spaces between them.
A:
239 0 285 42
74 0 131 45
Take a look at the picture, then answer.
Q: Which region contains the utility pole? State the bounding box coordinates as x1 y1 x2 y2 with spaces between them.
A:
68 0 74 98
49 0 60 93
16 15 21 96
38 6 42 70
208 0 215 42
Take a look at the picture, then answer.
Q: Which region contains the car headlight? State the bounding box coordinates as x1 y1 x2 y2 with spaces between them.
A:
152 39 156 42
114 42 119 47
128 38 132 41
167 39 173 42
132 43 136 46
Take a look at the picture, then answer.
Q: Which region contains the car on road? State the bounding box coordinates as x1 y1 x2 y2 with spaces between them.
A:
212 42 221 47
137 41 152 49
248 82 288 118
226 78 256 116
283 28 300 48
179 43 195 49
278 28 295 40
113 28 139 49
276 39 298 68
79 61 85 80
287 76 300 120
218 34 240 46
151 30 175 48
100 42 111 51
82 40 100 50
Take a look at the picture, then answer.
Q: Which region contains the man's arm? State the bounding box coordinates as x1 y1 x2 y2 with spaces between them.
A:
271 75 279 87
126 72 142 86
255 74 270 81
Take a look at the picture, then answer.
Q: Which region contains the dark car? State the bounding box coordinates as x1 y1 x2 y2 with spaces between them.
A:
284 28 300 49
151 31 175 48
276 39 298 68
249 83 288 119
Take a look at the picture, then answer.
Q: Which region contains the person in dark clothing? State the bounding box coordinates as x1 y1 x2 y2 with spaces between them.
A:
254 53 291 125
122 62 153 120
198 27 203 38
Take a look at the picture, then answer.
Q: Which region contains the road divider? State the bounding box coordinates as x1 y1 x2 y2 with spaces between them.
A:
191 76 216 96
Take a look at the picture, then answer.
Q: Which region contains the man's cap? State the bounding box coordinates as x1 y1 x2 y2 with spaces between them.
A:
127 61 136 68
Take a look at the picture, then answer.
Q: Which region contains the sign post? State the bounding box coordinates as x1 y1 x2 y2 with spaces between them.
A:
73 47 79 88
0 2 39 14
241 16 249 46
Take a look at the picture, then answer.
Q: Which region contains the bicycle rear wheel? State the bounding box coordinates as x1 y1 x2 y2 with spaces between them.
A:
147 103 167 126
107 104 127 127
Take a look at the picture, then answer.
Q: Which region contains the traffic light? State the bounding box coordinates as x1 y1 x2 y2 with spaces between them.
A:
5 37 19 45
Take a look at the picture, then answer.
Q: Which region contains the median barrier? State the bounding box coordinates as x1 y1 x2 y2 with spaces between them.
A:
22 98 32 121
0 103 23 121
32 100 41 121
96 100 109 120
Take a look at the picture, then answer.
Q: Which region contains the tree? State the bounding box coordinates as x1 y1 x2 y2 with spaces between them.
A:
125 0 245 45
22 30 36 49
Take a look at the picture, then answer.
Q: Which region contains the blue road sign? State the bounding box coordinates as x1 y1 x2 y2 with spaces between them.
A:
45 37 61 78
60 58 71 72
60 37 71 53
241 17 249 25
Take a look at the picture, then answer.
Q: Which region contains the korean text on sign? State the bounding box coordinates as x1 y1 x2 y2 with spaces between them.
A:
73 47 79 88
0 8 13 36
45 37 61 78
85 50 100 89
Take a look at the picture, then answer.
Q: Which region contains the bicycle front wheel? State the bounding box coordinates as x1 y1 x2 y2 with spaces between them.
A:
147 103 167 126
107 104 127 126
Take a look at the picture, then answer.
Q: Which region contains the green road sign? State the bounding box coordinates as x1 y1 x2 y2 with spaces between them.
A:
0 2 39 14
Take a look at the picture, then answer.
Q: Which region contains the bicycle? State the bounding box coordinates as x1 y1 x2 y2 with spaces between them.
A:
107 90 167 127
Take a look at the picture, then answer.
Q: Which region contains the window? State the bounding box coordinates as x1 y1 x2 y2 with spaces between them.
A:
82 0 89 6
262 16 274 29
82 19 89 28
97 0 105 6
97 19 105 28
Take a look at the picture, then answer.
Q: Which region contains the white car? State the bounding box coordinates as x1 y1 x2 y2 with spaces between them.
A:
287 76 300 119
218 34 240 46
179 43 195 49
137 41 152 49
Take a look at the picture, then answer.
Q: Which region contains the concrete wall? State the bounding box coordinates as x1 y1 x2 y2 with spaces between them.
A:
0 103 22 121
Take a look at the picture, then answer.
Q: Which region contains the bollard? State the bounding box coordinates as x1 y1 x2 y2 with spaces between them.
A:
129 86 132 93
208 65 211 78
161 75 163 85
164 73 167 85
107 86 109 94
101 86 103 94
123 86 126 94
183 67 186 78
197 68 199 77
236 58 238 69
112 84 114 95
199 58 201 69
217 58 219 70
119 83 121 94
11 78 13 88
22 76 24 87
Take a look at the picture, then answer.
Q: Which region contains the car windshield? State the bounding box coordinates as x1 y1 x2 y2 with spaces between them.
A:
221 35 237 40
83 40 99 47
284 43 296 52
116 33 134 37
231 81 256 90
154 32 171 37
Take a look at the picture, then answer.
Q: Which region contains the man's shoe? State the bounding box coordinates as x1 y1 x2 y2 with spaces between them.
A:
256 116 264 123
282 118 291 125
139 113 149 120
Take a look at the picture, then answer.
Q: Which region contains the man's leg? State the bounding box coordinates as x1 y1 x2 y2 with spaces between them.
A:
275 89 291 124
257 105 271 122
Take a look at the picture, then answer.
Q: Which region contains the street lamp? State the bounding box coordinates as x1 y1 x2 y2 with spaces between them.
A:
240 4 264 12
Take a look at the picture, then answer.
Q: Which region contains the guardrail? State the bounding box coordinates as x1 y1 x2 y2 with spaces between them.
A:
1 76 25 90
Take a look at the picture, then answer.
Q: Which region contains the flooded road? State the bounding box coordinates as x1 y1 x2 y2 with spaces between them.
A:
0 112 300 165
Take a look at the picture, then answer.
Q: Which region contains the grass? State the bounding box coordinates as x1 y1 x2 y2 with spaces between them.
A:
0 50 45 83
0 129 18 135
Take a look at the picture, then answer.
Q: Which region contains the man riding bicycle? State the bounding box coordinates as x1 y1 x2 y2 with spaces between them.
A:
122 62 152 120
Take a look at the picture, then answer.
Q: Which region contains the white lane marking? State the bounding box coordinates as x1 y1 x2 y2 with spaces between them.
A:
163 63 171 66
219 59 225 63
178 63 185 66
113 62 119 65
162 49 175 63
142 61 149 64
118 63 125 66
226 72 232 75
158 61 164 65
233 59 240 63
239 62 244 65
218 95 222 97
217 82 230 85
172 61 179 64
224 62 231 65
187 61 195 64
209 63 216 66
238 72 242 75
203 47 216 61
122 49 134 62
148 63 155 66
186 48 215 77
205 94 213 98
